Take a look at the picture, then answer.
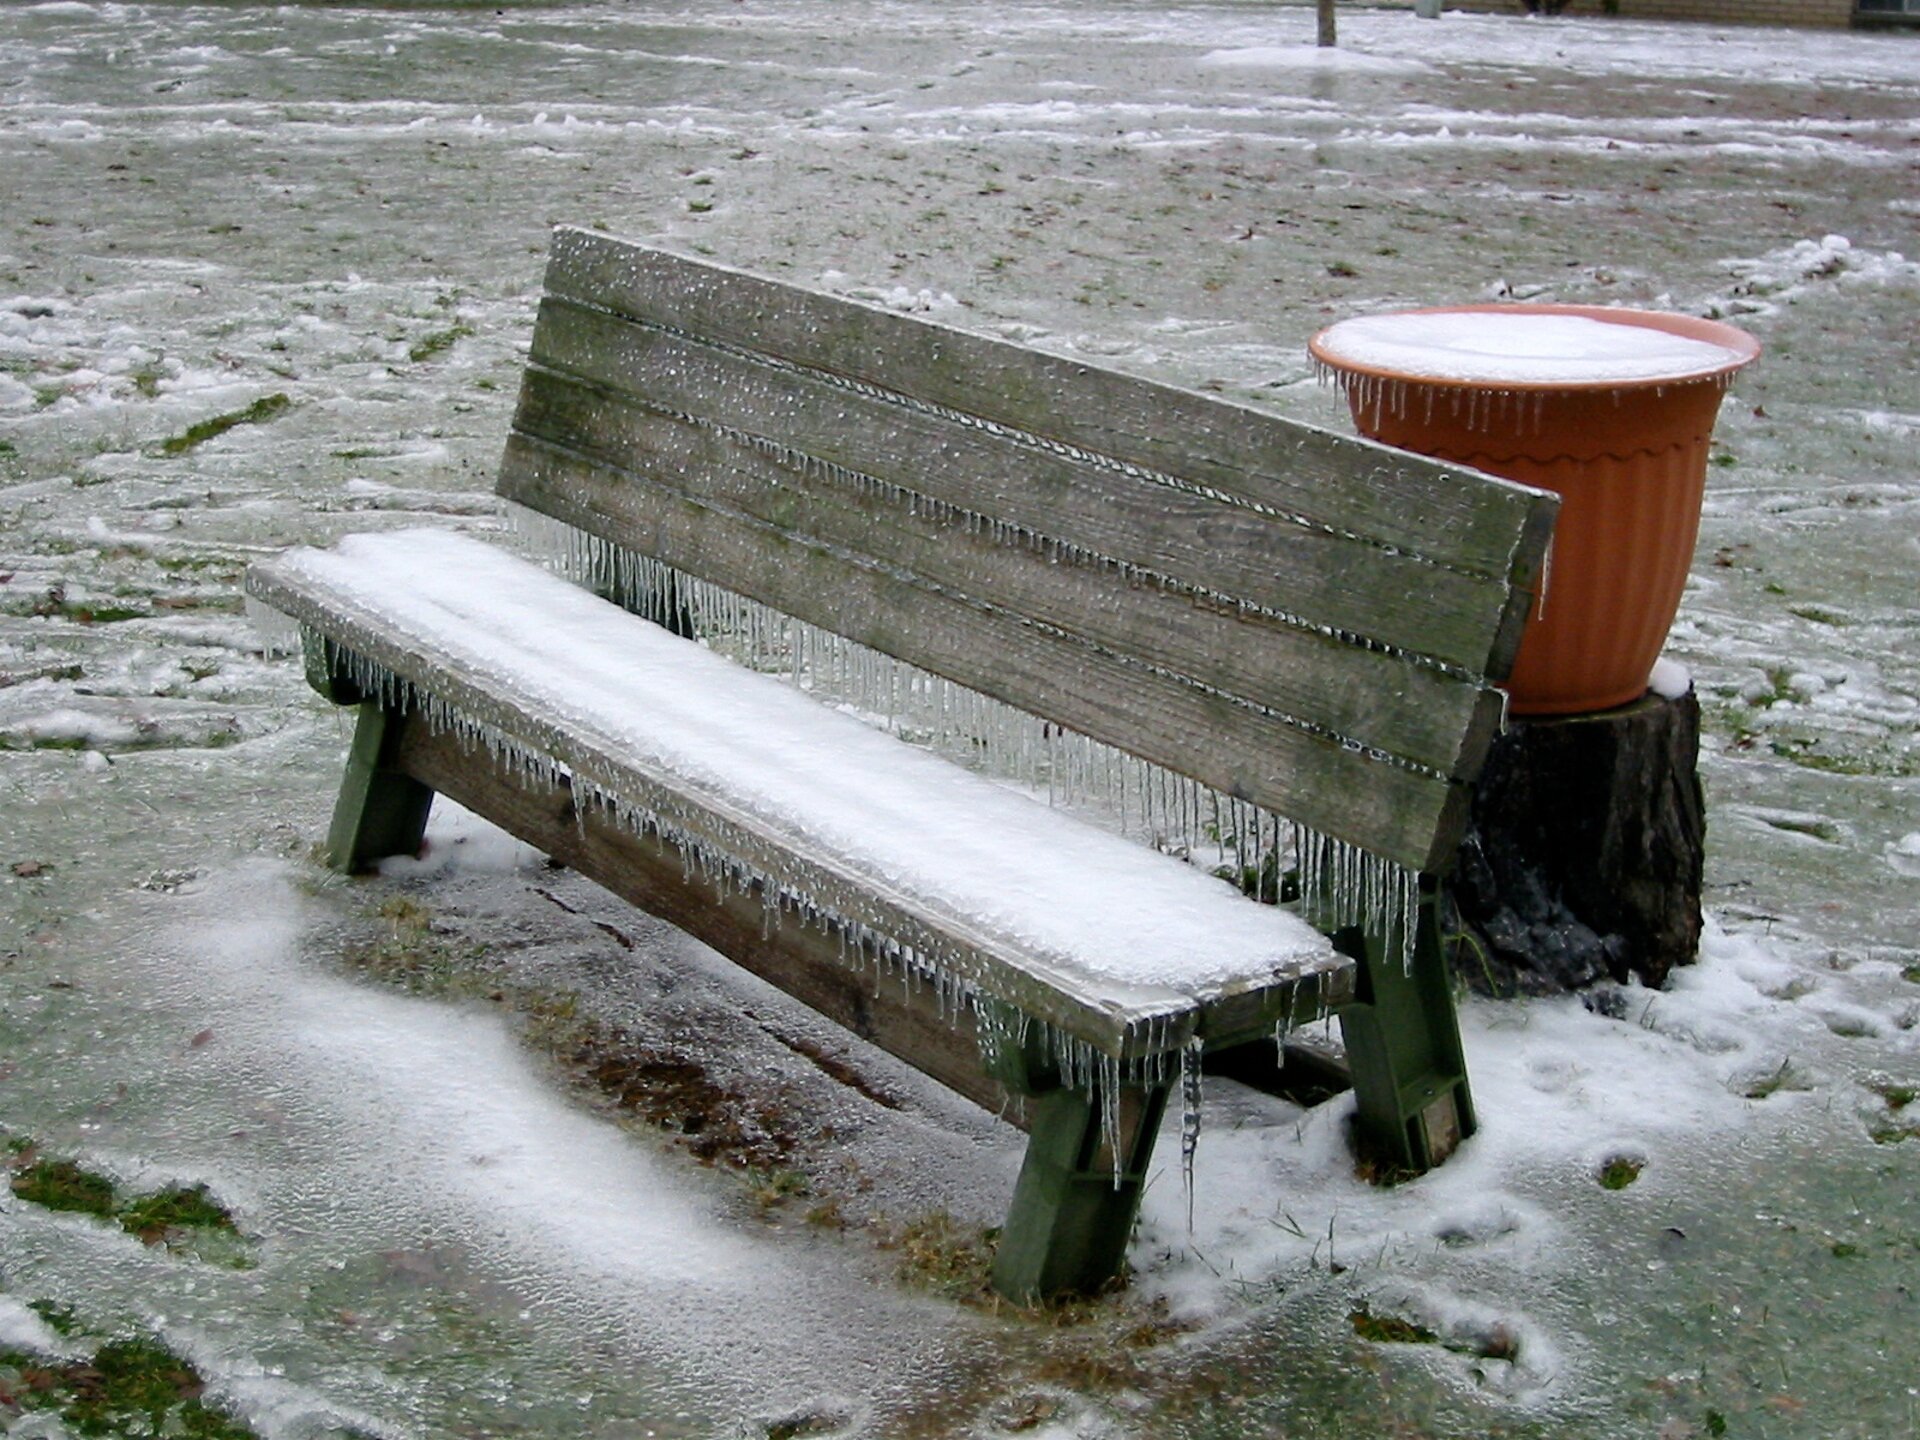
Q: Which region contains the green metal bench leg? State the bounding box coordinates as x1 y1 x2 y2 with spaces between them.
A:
1334 877 1476 1174
991 1079 1171 1303
326 702 435 874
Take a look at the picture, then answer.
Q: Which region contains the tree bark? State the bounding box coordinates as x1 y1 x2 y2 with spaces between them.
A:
1317 0 1338 47
1444 689 1705 996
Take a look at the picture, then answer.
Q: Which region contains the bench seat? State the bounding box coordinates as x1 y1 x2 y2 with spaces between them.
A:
250 527 1354 1064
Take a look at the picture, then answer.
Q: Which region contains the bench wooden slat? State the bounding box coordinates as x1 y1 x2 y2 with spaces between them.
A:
501 434 1475 874
543 227 1556 596
524 295 1525 675
505 366 1506 782
248 539 1355 1057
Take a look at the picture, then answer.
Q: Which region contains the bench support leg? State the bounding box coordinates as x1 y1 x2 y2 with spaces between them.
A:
1335 877 1476 1174
327 703 435 874
991 1080 1170 1304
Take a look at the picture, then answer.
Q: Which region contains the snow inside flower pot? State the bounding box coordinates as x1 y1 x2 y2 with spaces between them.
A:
1308 305 1759 716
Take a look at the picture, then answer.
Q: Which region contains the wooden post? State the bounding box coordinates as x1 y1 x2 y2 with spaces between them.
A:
326 703 435 873
1317 0 1338 47
1334 878 1475 1173
1445 689 1706 995
991 1081 1171 1304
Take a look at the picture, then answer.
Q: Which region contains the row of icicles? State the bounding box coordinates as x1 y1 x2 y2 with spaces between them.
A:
509 509 1423 972
1314 356 1737 438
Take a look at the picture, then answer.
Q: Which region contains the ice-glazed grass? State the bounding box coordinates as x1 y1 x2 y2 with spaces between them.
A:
0 1334 261 1440
10 1158 117 1221
156 394 293 457
6 1144 250 1264
116 1184 243 1247
1595 1155 1644 1191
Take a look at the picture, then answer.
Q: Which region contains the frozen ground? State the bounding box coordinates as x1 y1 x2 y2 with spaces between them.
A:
2 2 1917 1437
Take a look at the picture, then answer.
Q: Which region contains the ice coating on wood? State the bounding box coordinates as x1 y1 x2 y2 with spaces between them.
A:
249 527 1336 1015
510 509 1425 973
1313 311 1750 387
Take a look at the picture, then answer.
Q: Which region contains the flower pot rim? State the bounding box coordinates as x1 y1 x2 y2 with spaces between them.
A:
1308 303 1760 395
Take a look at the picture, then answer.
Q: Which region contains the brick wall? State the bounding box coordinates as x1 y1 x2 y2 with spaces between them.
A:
1447 0 1858 26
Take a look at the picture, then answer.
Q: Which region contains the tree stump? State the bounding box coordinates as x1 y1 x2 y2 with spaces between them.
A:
1443 688 1705 996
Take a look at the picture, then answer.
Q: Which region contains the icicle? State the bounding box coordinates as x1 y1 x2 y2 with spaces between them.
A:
1179 1034 1205 1226
1100 1051 1123 1189
1534 528 1554 622
245 595 303 656
1291 821 1419 976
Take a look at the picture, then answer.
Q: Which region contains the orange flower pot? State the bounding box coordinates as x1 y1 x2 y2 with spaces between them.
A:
1309 305 1759 715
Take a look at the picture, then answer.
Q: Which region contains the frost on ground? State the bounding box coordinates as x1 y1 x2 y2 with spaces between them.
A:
1703 233 1919 320
3 2 1918 1438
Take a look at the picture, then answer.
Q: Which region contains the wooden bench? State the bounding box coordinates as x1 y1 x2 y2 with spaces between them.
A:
246 228 1557 1302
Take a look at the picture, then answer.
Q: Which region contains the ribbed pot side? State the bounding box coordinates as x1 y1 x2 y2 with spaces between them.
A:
1311 306 1758 717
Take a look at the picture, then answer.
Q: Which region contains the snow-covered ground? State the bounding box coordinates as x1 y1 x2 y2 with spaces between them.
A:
3 3 1917 1437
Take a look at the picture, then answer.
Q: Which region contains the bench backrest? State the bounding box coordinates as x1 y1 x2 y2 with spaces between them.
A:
497 228 1557 876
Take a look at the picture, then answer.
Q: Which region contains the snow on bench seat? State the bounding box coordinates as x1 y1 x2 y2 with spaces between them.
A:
248 528 1350 1061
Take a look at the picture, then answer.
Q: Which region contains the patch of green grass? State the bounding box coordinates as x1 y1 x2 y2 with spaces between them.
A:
8 1149 245 1256
1868 1078 1915 1114
747 1167 812 1211
1597 1155 1643 1190
153 554 240 577
1743 1059 1815 1100
407 323 474 364
882 1211 997 1301
0 1334 260 1439
26 1300 80 1337
345 894 486 995
803 1197 845 1229
10 1159 117 1219
1754 664 1797 706
762 1406 848 1440
1351 1304 1520 1362
1769 738 1916 778
118 1184 238 1244
1350 1306 1438 1345
157 393 291 457
1786 604 1849 626
60 602 146 624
